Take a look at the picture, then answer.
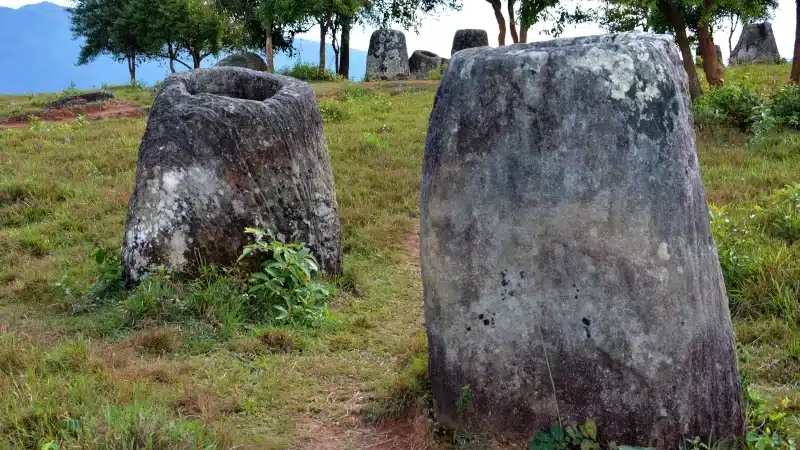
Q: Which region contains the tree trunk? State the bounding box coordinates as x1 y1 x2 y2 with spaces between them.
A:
319 21 327 72
265 17 274 73
520 26 529 43
338 18 351 78
508 0 519 43
791 0 800 83
699 24 723 87
486 0 506 46
127 55 136 84
167 42 176 73
193 50 202 69
656 0 702 101
698 0 722 87
728 13 738 56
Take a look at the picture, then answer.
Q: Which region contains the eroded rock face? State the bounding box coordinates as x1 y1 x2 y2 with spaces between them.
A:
409 50 444 79
451 29 489 56
122 67 342 283
716 45 724 66
366 29 410 81
44 91 113 110
730 22 780 64
422 32 744 447
215 52 268 71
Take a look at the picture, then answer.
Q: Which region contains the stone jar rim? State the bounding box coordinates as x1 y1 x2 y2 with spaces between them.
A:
157 67 315 109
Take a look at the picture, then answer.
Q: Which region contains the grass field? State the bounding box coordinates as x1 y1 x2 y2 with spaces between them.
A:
0 65 798 449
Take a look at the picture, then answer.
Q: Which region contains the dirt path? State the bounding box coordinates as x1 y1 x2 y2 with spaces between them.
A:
0 100 145 129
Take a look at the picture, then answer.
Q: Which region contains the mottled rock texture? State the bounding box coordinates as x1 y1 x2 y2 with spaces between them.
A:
366 29 410 81
122 67 342 283
715 45 724 66
215 52 268 71
450 29 489 55
421 32 744 447
409 50 445 79
730 22 780 64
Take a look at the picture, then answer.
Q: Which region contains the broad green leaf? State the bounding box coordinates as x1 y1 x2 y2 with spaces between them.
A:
583 419 597 440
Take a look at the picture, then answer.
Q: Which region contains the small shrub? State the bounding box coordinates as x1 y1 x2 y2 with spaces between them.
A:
694 84 761 131
259 330 296 353
319 99 348 123
86 246 126 302
339 84 373 101
360 132 384 152
425 62 448 81
59 80 80 98
529 421 601 450
767 85 800 129
237 227 334 327
131 328 180 355
752 184 800 244
280 62 337 82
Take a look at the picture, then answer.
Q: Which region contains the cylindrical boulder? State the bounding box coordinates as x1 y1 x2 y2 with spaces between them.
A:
451 29 489 56
409 50 444 79
122 67 342 283
365 29 410 81
730 22 780 64
215 52 268 71
422 33 744 447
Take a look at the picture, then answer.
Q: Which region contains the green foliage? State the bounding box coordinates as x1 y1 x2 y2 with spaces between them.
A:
360 132 385 151
741 369 797 450
458 385 472 412
751 184 800 244
710 185 800 323
529 421 604 450
318 99 349 122
765 85 800 130
237 227 334 327
694 84 761 131
69 0 162 82
86 247 126 302
424 62 447 81
279 62 338 81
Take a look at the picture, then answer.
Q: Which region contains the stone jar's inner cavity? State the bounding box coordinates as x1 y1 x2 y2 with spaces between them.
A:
187 69 282 102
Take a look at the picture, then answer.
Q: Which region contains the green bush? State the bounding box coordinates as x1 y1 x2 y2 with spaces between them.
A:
279 62 337 82
694 84 761 131
424 62 448 81
318 99 348 123
766 85 800 129
237 227 334 327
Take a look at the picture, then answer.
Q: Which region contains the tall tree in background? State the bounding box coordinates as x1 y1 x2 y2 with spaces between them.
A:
150 0 226 71
598 0 774 100
793 0 800 83
215 0 305 71
486 0 507 45
70 0 161 83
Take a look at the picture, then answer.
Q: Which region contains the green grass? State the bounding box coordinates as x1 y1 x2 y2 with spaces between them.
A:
0 66 798 448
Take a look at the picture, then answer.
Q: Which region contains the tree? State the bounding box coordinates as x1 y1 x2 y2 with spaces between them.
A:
597 0 774 99
180 0 226 68
215 0 306 71
70 0 161 83
792 0 800 83
486 0 507 45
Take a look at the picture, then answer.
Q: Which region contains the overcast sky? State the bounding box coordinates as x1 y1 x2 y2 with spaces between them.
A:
2 0 796 62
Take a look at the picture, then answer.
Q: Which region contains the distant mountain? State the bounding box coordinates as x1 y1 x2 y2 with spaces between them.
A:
0 2 367 94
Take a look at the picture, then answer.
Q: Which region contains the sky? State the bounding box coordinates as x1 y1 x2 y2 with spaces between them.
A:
2 0 796 62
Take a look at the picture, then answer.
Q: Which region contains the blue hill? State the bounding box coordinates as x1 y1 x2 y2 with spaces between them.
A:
0 2 367 94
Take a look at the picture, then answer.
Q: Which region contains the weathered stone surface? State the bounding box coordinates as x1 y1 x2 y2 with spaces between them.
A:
409 50 444 79
730 22 780 64
715 45 724 66
215 52 268 71
43 91 113 110
366 29 410 81
451 29 489 55
422 32 744 447
122 67 342 283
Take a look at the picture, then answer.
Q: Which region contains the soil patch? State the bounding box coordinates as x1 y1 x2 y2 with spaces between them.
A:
0 99 145 129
